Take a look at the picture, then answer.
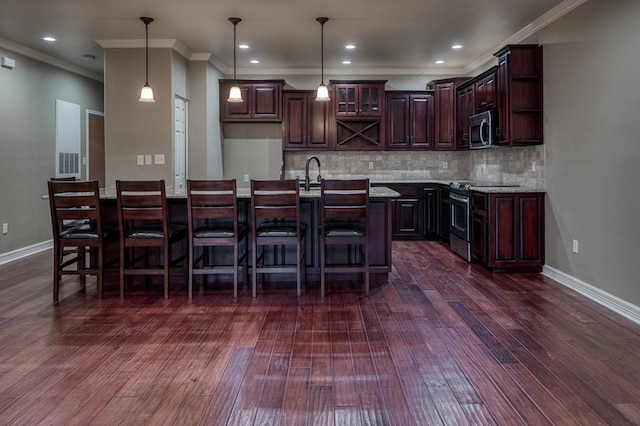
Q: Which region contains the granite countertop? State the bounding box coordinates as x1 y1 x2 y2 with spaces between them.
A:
94 185 400 199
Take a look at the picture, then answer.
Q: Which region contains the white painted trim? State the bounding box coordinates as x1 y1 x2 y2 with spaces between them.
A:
542 265 640 325
0 241 52 266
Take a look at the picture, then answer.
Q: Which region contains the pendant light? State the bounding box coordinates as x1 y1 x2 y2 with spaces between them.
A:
138 17 155 102
227 17 243 103
315 17 330 102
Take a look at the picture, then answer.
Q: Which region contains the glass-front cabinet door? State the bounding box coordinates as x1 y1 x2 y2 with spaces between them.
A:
335 85 358 116
359 84 382 116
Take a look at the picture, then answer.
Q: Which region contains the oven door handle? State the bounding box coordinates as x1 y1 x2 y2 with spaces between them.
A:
450 193 470 204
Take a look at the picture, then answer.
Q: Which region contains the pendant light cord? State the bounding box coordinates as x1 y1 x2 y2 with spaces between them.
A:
145 22 149 85
229 18 241 84
317 17 328 85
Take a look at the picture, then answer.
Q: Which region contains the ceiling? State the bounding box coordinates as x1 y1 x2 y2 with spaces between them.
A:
0 0 583 81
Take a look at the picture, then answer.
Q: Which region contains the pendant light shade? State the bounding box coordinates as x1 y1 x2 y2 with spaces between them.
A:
227 17 243 103
138 17 155 102
315 17 330 102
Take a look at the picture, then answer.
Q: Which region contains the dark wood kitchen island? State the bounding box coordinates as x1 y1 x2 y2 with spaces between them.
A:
95 184 399 279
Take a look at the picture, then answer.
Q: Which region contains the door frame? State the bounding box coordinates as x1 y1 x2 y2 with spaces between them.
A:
174 96 188 191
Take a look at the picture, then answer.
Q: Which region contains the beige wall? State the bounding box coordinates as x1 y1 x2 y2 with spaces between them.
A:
104 48 173 185
540 0 640 306
0 47 103 255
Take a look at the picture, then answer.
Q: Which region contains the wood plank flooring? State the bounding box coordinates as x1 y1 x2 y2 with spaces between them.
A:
1 240 640 425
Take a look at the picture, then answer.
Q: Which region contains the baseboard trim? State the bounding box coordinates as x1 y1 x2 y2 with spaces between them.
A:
0 241 52 265
542 265 640 325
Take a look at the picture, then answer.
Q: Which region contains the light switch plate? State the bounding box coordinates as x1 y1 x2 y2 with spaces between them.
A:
154 154 165 164
137 155 144 165
145 155 152 165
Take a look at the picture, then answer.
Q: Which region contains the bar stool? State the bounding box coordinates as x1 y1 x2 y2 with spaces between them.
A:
116 180 187 299
320 179 370 297
48 179 118 302
250 179 306 297
186 179 248 298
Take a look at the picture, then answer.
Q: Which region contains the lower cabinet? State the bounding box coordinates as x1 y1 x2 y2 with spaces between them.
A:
437 184 450 243
374 183 439 241
471 191 545 273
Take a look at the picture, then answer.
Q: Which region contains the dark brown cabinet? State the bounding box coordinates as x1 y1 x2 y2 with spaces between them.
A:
433 78 470 150
385 91 434 150
282 91 330 151
495 45 543 146
437 184 451 242
456 85 474 150
331 80 386 151
423 185 438 238
473 68 497 113
471 191 545 273
219 80 284 122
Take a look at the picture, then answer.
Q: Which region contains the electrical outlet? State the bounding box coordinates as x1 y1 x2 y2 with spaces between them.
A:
2 223 8 234
532 161 536 172
244 174 250 182
572 239 579 254
144 155 152 165
137 155 144 165
368 161 374 170
443 161 448 169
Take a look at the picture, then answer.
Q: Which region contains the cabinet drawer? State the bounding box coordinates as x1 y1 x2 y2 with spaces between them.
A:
385 184 419 198
472 192 488 210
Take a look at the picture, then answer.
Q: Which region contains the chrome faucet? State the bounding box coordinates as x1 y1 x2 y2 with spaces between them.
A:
304 156 322 191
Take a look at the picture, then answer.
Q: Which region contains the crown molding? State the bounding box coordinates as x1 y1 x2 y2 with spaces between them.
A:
463 0 589 74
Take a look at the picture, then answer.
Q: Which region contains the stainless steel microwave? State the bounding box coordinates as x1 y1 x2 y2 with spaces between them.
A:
469 110 498 149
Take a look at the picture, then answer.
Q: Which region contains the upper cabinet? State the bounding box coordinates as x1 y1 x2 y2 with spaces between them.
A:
331 80 387 150
282 91 330 151
456 85 474 150
385 91 434 150
433 78 470 151
219 79 285 122
495 45 543 146
473 66 497 113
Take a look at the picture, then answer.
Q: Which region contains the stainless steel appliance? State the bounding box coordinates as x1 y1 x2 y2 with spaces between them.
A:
469 110 498 149
449 183 472 261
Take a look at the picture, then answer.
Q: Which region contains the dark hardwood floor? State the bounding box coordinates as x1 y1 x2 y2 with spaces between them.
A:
1 241 640 425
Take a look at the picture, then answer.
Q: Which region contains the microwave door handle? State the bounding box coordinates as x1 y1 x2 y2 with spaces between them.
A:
480 119 488 145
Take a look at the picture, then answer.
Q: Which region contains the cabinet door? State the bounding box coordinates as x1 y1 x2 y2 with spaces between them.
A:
471 209 488 264
434 82 455 150
252 84 281 120
423 186 438 237
359 84 383 117
475 73 496 113
386 95 410 149
457 86 474 149
393 199 420 235
409 95 434 148
492 195 517 263
335 85 359 116
283 93 307 149
222 85 252 120
438 186 450 242
519 194 544 263
307 96 330 149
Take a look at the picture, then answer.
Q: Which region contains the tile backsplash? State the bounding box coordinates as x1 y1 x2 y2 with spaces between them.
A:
284 145 544 187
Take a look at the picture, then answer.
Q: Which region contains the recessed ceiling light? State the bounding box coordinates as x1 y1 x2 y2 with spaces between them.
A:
435 60 445 64
250 59 260 64
452 44 463 49
239 44 249 49
43 36 56 42
342 60 351 65
345 44 356 49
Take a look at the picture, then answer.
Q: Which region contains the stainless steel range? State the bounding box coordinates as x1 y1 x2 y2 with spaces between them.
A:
449 182 472 261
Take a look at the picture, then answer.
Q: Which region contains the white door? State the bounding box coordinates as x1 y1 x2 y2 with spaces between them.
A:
174 97 187 192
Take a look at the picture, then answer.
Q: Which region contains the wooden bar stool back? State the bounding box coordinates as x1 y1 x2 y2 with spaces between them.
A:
116 180 187 299
320 178 370 297
48 179 118 302
187 179 248 298
250 179 306 297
